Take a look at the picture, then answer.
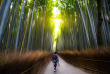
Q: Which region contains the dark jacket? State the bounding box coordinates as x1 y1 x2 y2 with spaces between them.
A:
51 54 59 63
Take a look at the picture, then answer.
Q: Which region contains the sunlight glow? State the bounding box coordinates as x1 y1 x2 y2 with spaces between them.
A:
53 41 56 51
52 6 61 51
53 0 56 2
28 0 31 2
52 7 60 18
54 19 62 39
52 19 62 51
53 0 56 4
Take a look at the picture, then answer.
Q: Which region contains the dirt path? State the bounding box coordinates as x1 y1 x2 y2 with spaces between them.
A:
43 57 89 74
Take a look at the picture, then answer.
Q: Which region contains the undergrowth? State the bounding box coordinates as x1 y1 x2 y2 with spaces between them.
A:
0 50 52 74
59 46 110 74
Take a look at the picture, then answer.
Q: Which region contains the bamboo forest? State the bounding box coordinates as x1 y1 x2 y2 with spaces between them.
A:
0 0 110 74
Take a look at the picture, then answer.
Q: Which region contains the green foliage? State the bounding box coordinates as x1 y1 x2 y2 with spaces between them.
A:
0 0 109 51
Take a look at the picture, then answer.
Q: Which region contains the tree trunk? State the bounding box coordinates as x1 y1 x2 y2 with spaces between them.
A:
0 0 7 25
7 0 19 50
97 0 103 46
0 0 3 6
27 0 36 50
0 0 12 47
15 0 25 50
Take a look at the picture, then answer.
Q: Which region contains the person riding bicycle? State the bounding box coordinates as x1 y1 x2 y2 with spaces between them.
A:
51 51 59 72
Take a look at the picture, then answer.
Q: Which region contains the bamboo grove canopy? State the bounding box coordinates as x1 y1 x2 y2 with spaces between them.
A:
0 0 110 52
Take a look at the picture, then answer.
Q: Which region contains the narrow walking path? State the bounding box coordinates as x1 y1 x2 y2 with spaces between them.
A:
43 57 89 74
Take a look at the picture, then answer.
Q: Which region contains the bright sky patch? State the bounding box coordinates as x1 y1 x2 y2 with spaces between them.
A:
28 0 31 2
52 7 60 18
